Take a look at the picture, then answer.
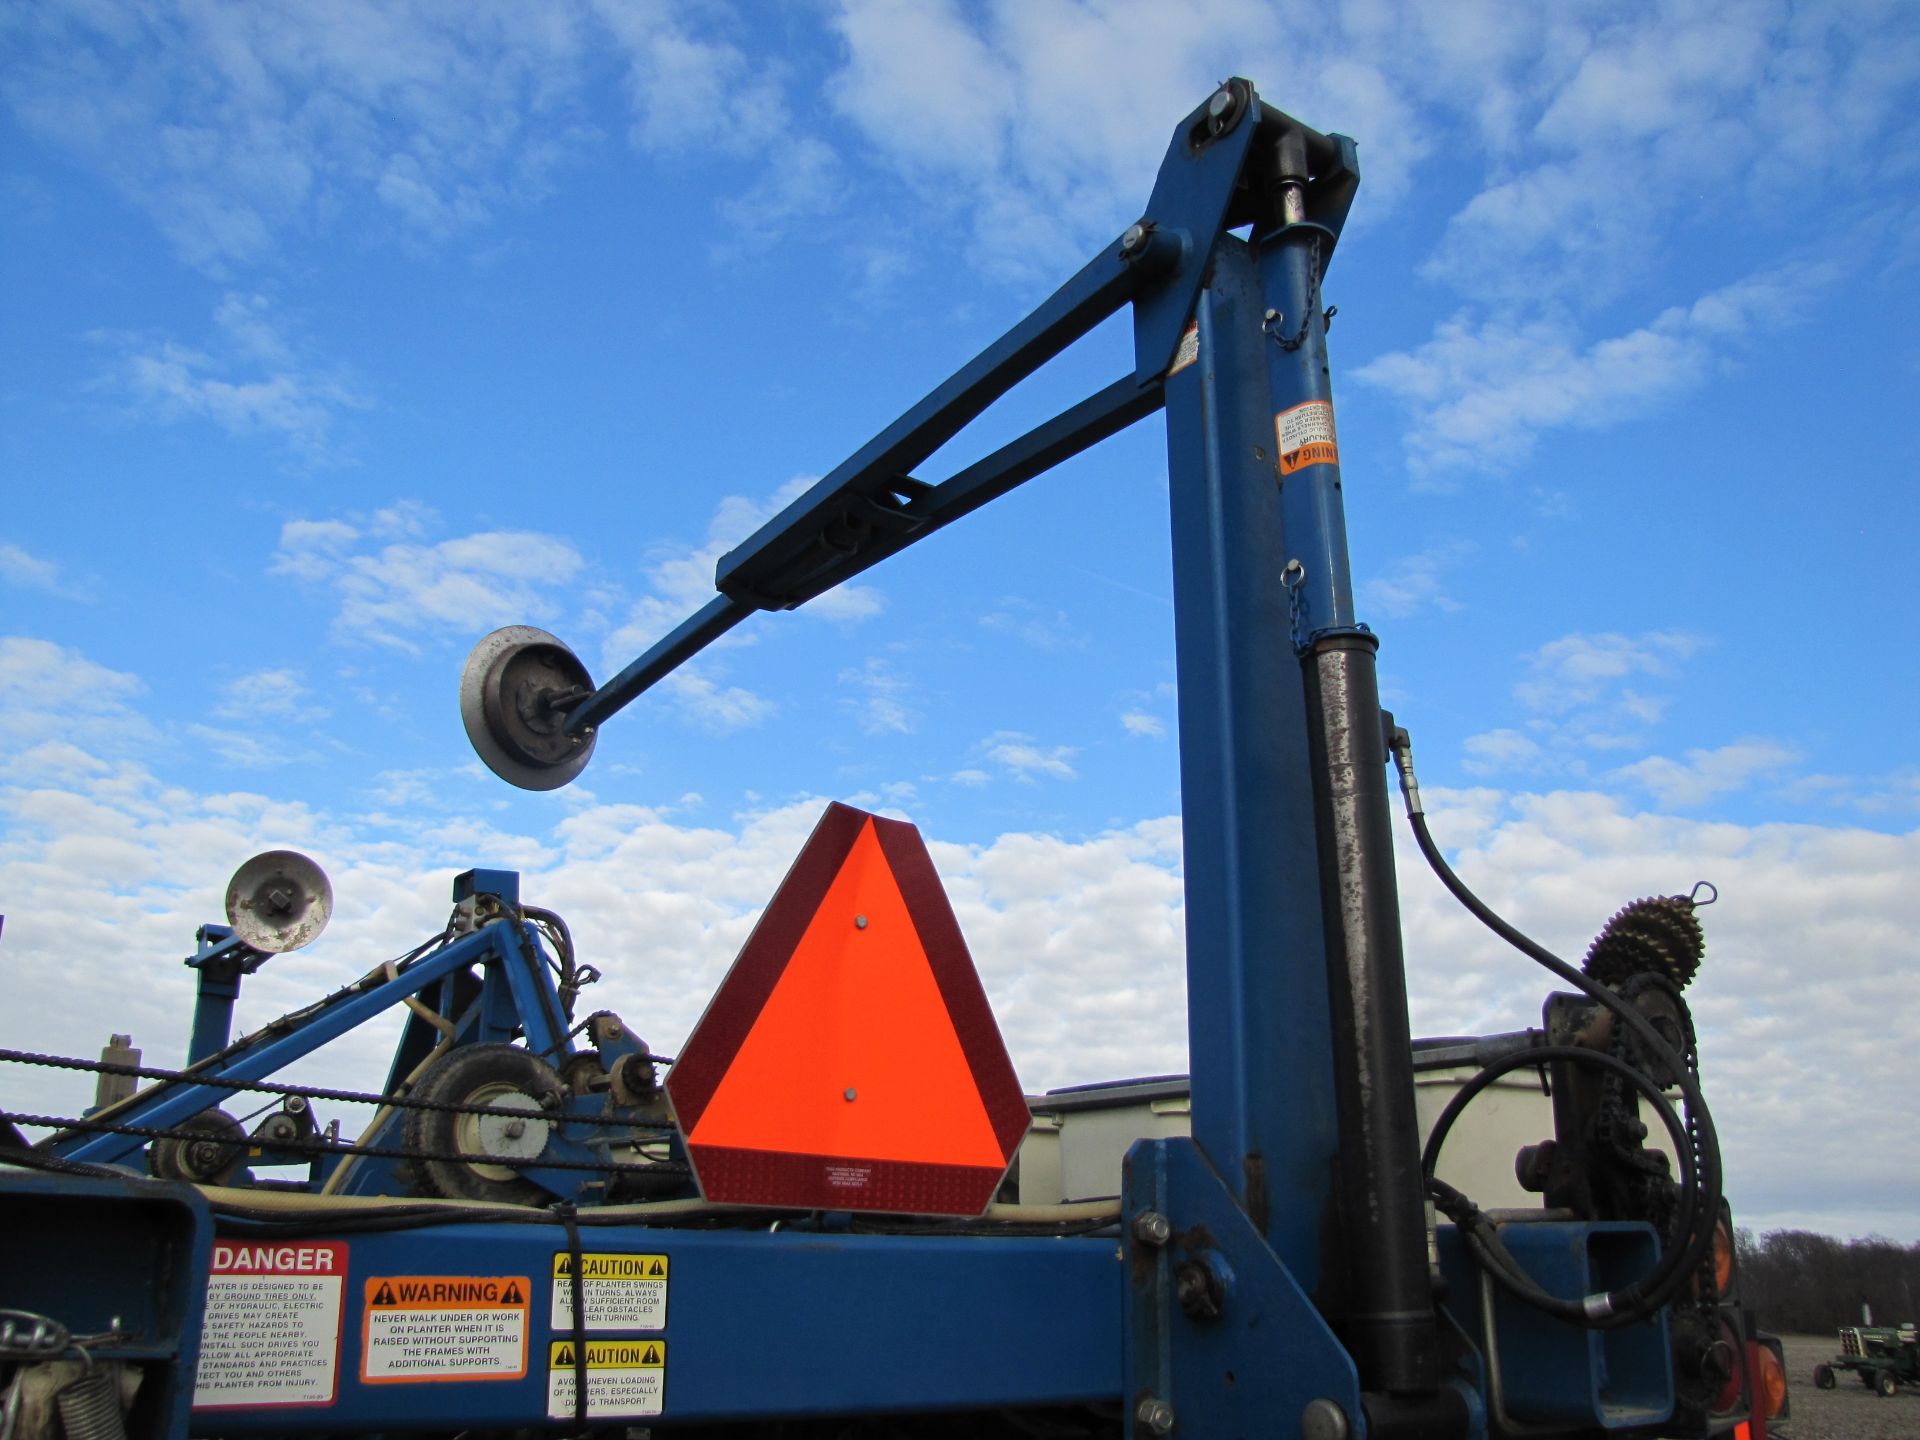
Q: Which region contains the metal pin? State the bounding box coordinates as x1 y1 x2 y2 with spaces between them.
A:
854 914 868 930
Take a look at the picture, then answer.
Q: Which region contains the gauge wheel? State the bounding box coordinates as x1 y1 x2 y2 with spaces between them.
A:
149 1109 248 1186
405 1044 565 1205
1877 1370 1898 1398
1813 1363 1834 1389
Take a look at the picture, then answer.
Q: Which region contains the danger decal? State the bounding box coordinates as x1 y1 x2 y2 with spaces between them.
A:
1276 400 1339 476
195 1241 347 1410
547 1339 666 1420
360 1275 530 1383
551 1252 669 1331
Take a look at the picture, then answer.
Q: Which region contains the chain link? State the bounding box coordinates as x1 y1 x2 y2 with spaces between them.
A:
0 1046 672 1126
0 1106 686 1179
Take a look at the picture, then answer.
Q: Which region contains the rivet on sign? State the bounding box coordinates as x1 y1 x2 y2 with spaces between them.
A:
843 1088 857 1102
854 914 868 929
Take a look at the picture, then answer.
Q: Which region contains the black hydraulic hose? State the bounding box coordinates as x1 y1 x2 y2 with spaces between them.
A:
1423 1043 1696 1326
1389 729 1723 1326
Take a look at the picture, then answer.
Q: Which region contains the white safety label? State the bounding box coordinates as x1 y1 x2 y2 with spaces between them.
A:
551 1252 669 1331
546 1340 666 1419
194 1241 347 1409
360 1276 530 1383
1276 400 1339 475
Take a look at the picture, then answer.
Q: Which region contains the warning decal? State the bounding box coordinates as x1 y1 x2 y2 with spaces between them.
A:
360 1276 530 1383
551 1252 669 1331
1166 321 1200 377
1276 400 1339 476
547 1340 666 1420
194 1240 346 1410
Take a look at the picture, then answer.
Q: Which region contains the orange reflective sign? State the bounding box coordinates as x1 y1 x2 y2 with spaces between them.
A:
666 803 1027 1214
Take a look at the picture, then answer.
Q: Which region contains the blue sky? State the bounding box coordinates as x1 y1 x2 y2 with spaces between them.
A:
3 1 1918 1241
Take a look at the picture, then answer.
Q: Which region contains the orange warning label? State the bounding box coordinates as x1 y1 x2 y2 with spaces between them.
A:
1276 400 1339 475
360 1276 529 1384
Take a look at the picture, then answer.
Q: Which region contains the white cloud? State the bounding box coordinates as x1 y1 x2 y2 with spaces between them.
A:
0 542 89 600
0 636 153 754
980 600 1085 651
1120 711 1165 740
839 657 918 735
93 295 366 461
984 730 1078 783
1359 540 1476 619
1355 265 1837 481
1612 740 1800 809
214 667 318 721
660 669 774 733
2 736 1916 1238
1461 727 1546 778
272 514 584 653
1512 631 1702 718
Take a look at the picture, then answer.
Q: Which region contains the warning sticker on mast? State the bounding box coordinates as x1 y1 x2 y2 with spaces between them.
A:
666 803 1027 1214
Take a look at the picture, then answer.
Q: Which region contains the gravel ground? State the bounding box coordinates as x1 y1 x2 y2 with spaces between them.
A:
1775 1333 1920 1439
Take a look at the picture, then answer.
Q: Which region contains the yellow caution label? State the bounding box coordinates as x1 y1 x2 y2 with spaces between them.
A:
549 1340 665 1370
552 1253 668 1280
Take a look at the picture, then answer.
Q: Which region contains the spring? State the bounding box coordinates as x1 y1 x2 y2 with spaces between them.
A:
55 1368 127 1440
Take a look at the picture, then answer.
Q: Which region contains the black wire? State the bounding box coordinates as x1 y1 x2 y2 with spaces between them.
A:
1399 754 1723 1326
1422 1042 1696 1327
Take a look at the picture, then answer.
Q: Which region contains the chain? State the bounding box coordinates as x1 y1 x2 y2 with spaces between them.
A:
1282 559 1308 650
0 1107 686 1178
1263 234 1324 353
0 1047 673 1126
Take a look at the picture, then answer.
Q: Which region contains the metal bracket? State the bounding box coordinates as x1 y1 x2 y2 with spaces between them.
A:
1124 1137 1362 1438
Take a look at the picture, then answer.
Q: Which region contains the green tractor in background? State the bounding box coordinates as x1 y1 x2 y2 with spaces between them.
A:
1814 1322 1920 1397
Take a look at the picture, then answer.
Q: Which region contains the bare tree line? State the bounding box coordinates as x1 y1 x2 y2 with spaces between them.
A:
1737 1230 1920 1335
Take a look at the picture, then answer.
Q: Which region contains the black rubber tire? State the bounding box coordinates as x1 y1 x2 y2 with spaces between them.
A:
1865 1370 1881 1388
1814 1363 1835 1389
404 1044 565 1206
1877 1370 1898 1398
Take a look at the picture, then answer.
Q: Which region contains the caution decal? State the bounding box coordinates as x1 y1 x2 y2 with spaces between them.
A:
360 1275 530 1384
1276 400 1339 476
547 1340 666 1419
551 1252 669 1331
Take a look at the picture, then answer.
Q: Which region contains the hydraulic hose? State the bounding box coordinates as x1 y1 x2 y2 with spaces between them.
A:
1389 727 1723 1327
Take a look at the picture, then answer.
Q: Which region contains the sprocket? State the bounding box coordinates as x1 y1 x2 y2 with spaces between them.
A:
1583 894 1705 990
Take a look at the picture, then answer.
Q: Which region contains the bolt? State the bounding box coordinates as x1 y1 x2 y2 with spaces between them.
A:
504 1119 527 1139
1136 1397 1176 1436
1119 221 1153 258
1131 1210 1173 1247
1264 307 1280 322
843 1087 857 1102
1208 87 1234 120
1176 1258 1224 1322
265 883 294 913
854 914 868 930
1300 1398 1349 1440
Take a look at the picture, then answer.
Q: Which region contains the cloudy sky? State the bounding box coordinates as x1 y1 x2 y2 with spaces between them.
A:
3 1 1917 1243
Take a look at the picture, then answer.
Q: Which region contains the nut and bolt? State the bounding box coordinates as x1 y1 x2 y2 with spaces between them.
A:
504 1119 528 1139
1208 87 1235 120
843 1087 857 1102
1120 221 1153 259
1131 1210 1173 1247
1175 1258 1224 1321
854 914 868 929
1136 1397 1176 1436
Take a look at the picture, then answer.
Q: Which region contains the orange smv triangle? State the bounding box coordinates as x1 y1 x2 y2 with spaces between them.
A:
687 816 1003 1167
667 802 1029 1212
